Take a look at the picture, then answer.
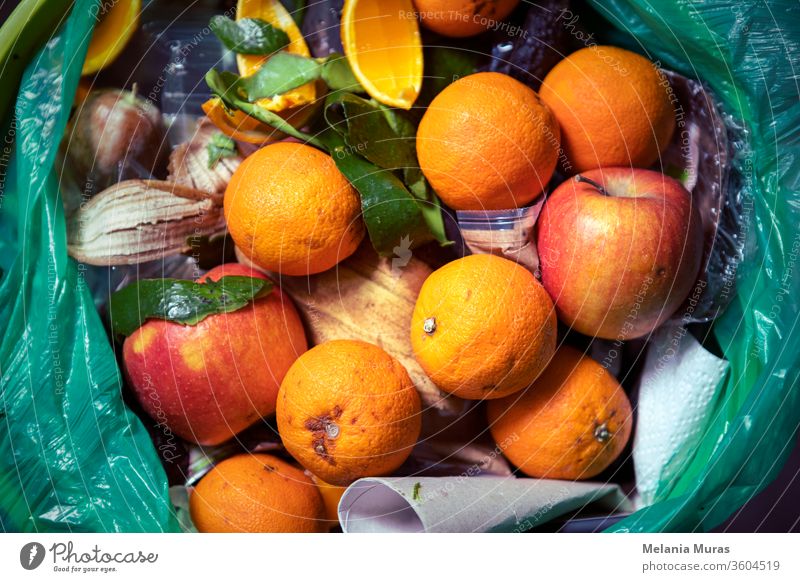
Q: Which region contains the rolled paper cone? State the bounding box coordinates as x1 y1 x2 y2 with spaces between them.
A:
633 324 730 507
338 476 631 533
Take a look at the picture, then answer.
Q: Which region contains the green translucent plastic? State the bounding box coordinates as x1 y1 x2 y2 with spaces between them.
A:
0 0 178 532
590 0 800 532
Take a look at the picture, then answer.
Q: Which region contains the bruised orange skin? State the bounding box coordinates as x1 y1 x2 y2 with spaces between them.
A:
123 263 307 445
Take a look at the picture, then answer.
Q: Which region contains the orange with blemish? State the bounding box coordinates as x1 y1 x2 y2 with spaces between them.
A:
190 454 326 532
487 346 633 480
123 263 307 445
276 340 421 486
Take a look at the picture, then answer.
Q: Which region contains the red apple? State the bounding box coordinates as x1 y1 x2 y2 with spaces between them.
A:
537 167 703 340
123 263 307 445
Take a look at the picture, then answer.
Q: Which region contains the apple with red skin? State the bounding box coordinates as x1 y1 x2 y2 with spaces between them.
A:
537 167 703 340
123 263 307 446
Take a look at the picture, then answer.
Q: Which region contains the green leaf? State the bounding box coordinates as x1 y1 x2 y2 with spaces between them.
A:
329 139 434 256
206 68 242 100
419 46 481 107
207 132 237 169
109 276 274 338
320 52 364 93
209 15 290 55
403 168 450 245
324 92 417 170
323 93 450 246
238 52 321 102
206 68 325 148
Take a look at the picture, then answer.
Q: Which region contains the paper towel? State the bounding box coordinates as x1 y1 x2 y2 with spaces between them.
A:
633 324 730 506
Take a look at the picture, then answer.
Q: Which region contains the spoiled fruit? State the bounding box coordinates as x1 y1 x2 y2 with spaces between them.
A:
190 454 326 532
66 88 167 190
487 346 633 480
276 339 422 486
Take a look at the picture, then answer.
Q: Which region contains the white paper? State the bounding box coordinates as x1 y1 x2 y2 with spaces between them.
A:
633 325 730 506
339 476 631 533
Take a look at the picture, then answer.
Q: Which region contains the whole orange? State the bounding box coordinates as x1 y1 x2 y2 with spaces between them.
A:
487 346 633 480
189 454 326 532
411 254 557 399
413 0 520 38
539 46 675 173
276 340 422 486
417 72 560 210
224 142 365 276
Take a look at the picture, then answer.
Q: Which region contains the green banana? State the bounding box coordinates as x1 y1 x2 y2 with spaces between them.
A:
0 0 75 124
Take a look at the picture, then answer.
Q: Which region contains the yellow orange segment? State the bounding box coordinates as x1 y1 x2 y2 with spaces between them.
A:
236 0 317 111
341 0 423 109
202 97 284 144
82 0 141 76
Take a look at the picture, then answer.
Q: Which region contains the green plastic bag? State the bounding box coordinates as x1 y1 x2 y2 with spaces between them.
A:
589 0 800 531
1 0 797 533
0 0 178 532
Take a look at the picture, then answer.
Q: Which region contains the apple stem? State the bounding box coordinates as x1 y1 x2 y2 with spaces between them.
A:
575 174 610 196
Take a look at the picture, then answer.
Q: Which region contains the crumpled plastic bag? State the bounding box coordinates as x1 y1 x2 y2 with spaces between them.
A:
0 0 178 532
590 0 800 532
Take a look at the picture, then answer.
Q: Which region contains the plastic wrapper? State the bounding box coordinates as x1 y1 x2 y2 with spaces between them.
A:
657 70 744 323
0 0 177 532
456 202 544 275
590 0 800 532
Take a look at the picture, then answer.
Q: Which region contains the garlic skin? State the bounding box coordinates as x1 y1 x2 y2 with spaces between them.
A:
66 88 168 189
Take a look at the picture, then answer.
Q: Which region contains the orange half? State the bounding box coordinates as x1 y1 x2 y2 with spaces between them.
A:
202 94 322 144
82 0 141 75
236 0 317 111
341 0 423 110
202 97 284 144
